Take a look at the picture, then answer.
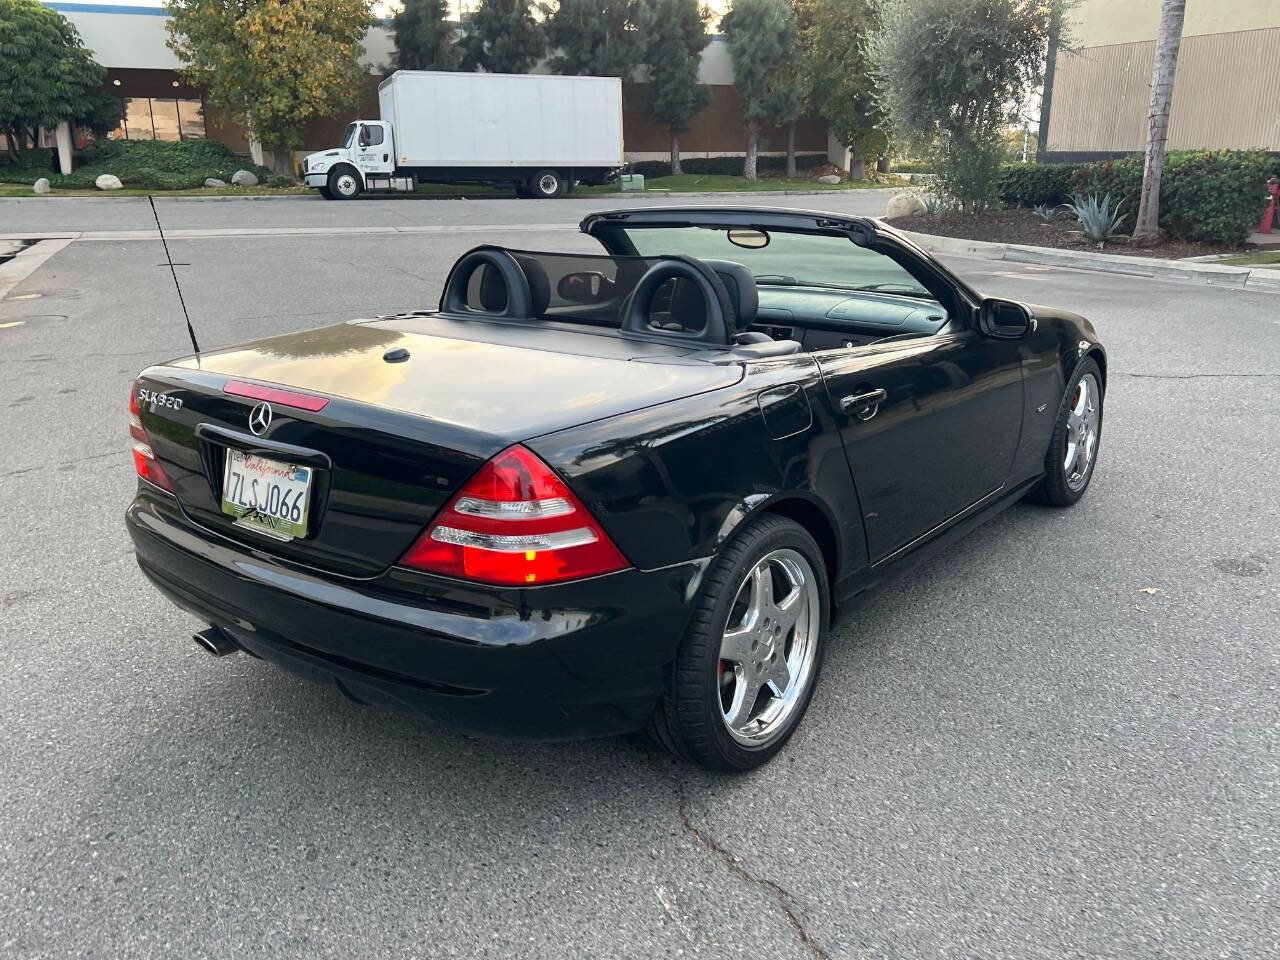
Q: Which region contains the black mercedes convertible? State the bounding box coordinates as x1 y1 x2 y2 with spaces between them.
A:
126 206 1105 771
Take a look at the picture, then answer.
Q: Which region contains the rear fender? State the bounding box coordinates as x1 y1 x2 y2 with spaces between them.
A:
529 355 868 588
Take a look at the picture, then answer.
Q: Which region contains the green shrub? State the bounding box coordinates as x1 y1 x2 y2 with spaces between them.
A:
1160 150 1274 244
1067 150 1272 245
892 160 933 174
999 163 1074 207
3 147 57 170
1070 155 1142 210
0 138 278 190
933 136 1005 212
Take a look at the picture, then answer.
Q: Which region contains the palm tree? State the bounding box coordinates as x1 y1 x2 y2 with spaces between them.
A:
1132 0 1186 243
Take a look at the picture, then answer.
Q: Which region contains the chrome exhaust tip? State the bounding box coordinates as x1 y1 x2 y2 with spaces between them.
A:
193 626 240 658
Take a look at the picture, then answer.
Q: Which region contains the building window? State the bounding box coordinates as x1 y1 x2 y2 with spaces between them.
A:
109 98 206 142
122 98 154 140
177 100 206 140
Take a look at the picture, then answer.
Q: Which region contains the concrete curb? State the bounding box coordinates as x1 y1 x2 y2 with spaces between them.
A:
0 186 893 203
0 238 75 299
894 226 1280 293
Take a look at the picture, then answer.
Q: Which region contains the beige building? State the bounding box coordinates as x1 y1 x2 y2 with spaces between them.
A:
1043 0 1280 161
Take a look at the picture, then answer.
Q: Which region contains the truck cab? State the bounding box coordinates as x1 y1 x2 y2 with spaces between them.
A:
303 121 407 199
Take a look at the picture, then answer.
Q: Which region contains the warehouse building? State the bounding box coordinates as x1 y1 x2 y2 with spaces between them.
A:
1043 0 1280 162
38 1 836 168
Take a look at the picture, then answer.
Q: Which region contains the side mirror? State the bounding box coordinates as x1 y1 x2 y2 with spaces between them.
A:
358 128 371 147
556 271 611 303
979 297 1035 338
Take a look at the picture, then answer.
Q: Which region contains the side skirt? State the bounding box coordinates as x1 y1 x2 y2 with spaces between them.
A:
831 473 1043 619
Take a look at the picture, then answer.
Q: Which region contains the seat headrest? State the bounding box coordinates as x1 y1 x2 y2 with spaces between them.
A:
512 254 551 316
700 260 758 330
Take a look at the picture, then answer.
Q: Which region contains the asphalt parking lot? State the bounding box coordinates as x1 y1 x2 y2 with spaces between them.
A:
1 192 1277 959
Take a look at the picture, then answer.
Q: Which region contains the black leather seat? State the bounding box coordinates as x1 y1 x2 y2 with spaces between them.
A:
700 260 758 332
512 254 552 315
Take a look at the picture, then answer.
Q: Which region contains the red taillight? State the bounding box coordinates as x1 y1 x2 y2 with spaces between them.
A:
130 384 172 490
399 444 628 586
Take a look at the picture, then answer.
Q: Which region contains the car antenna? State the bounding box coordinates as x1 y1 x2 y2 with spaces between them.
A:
148 194 200 355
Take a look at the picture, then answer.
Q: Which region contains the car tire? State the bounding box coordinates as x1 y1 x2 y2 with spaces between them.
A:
530 169 564 199
1026 357 1104 507
327 167 362 200
644 514 829 772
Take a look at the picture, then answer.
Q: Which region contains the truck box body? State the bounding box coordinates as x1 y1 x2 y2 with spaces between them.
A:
378 71 623 170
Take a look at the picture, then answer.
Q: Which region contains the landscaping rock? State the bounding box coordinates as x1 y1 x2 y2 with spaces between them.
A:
230 169 259 187
816 174 842 185
95 174 123 191
204 177 227 188
32 178 50 194
885 191 926 219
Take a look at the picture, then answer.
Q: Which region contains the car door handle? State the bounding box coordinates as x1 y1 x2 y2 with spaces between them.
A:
841 388 887 413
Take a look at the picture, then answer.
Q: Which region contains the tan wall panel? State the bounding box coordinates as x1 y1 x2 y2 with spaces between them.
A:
1073 0 1280 48
1048 28 1280 153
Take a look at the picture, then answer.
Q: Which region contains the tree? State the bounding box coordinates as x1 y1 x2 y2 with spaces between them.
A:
460 0 545 74
796 0 882 180
393 0 459 71
763 69 805 179
1132 0 1185 243
722 0 795 180
869 0 1053 208
166 0 372 176
542 0 651 77
0 0 120 162
641 0 711 175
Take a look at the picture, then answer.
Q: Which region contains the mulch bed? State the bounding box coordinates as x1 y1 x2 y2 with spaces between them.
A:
886 208 1243 260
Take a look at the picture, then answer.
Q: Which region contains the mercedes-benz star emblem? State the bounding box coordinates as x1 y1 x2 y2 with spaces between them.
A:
248 401 273 436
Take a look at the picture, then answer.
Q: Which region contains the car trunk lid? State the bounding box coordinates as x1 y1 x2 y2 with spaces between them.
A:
136 318 741 577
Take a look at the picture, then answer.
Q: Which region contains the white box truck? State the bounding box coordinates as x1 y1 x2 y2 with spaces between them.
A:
302 71 624 200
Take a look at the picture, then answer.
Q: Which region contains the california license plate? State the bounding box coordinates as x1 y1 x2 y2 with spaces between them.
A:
220 449 313 541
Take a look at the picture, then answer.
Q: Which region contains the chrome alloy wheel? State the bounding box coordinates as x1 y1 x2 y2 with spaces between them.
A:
717 548 820 746
1064 372 1100 491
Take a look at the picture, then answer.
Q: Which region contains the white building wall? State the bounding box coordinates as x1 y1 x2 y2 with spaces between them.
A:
43 3 728 84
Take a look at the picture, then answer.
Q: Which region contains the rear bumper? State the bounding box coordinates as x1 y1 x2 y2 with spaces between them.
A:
126 487 701 740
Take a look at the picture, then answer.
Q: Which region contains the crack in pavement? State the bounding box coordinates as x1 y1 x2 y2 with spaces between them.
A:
1117 372 1280 380
661 764 832 960
0 447 124 480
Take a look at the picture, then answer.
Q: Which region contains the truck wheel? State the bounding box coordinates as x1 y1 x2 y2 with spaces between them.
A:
317 185 334 200
327 167 362 200
530 169 564 199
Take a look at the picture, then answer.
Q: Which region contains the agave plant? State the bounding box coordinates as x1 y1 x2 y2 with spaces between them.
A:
920 192 950 217
1032 203 1056 221
1064 193 1128 246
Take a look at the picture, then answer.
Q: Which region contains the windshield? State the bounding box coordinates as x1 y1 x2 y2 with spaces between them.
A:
340 123 357 149
615 226 934 298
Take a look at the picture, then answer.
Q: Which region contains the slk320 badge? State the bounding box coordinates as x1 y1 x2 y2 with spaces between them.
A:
137 387 182 412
